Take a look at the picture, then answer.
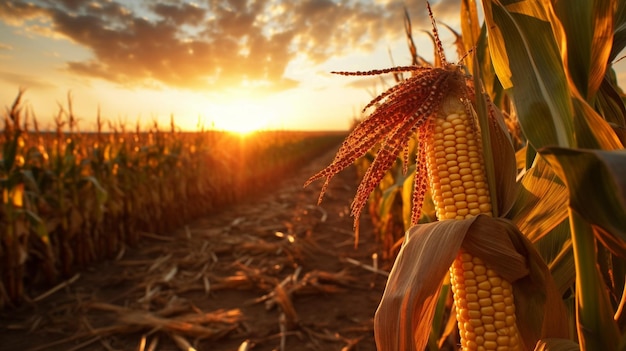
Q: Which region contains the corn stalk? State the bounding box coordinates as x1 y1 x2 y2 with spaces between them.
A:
0 91 346 307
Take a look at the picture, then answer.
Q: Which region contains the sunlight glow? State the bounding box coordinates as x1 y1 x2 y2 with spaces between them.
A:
209 97 274 135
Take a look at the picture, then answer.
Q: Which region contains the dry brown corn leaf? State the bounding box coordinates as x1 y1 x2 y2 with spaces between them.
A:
374 219 466 351
375 215 568 350
461 215 528 282
273 283 298 329
169 333 196 351
465 216 569 345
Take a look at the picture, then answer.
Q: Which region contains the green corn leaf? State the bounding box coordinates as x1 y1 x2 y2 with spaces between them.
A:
609 0 626 61
428 283 451 351
525 142 537 171
584 0 615 100
24 209 49 240
481 0 576 149
503 218 570 349
2 132 20 173
83 175 108 207
541 147 626 258
569 209 621 350
473 68 499 218
554 0 615 100
546 236 575 296
533 219 570 265
594 76 626 133
508 156 568 243
570 94 623 150
380 185 400 224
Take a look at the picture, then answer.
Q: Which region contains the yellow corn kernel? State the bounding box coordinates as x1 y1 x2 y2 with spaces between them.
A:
426 96 521 350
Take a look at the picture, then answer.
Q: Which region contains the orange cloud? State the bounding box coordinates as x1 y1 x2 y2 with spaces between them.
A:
0 0 460 93
0 71 56 90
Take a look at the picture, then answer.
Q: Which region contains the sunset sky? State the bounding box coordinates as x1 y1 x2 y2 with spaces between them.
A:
1 0 625 133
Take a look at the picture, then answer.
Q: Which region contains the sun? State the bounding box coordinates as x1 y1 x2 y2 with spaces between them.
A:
209 98 274 135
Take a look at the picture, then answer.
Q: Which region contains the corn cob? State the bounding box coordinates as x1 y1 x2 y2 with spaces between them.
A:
424 95 521 350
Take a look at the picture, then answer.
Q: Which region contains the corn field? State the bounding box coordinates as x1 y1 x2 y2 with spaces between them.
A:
308 0 626 350
0 90 345 308
3 0 626 350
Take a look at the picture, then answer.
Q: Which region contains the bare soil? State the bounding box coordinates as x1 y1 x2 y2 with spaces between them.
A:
0 148 390 351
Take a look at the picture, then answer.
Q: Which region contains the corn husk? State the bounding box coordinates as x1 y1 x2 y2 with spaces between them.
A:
374 215 568 351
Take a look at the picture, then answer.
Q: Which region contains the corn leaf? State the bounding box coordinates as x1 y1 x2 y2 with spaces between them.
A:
569 209 621 350
472 52 518 217
473 72 500 218
481 0 575 149
503 217 571 347
553 0 615 100
474 216 569 344
380 185 400 223
609 0 626 61
587 0 616 97
24 208 49 241
477 23 504 104
534 338 580 351
374 216 562 350
83 175 108 220
1 132 20 172
595 76 626 132
573 94 624 150
508 156 568 243
379 165 410 231
429 282 451 351
460 0 481 73
541 147 626 257
374 220 467 351
545 235 575 296
487 98 518 216
462 217 528 282
404 7 419 66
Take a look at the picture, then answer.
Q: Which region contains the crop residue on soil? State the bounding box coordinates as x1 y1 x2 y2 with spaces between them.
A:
0 149 389 351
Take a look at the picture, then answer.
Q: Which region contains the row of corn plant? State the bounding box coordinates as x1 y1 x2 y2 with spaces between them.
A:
0 91 345 308
308 0 626 350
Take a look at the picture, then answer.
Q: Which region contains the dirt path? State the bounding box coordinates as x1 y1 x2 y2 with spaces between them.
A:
0 148 389 351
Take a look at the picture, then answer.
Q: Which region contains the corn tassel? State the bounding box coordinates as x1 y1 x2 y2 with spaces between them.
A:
424 95 522 350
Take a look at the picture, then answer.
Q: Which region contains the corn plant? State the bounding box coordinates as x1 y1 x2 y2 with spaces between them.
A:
480 0 626 349
308 0 626 350
0 92 345 307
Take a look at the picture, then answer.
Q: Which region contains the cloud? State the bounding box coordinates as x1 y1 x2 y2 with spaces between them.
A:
0 70 56 90
0 0 458 93
152 2 206 26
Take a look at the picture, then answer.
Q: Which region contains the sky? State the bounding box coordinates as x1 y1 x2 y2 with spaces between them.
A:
0 0 625 133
